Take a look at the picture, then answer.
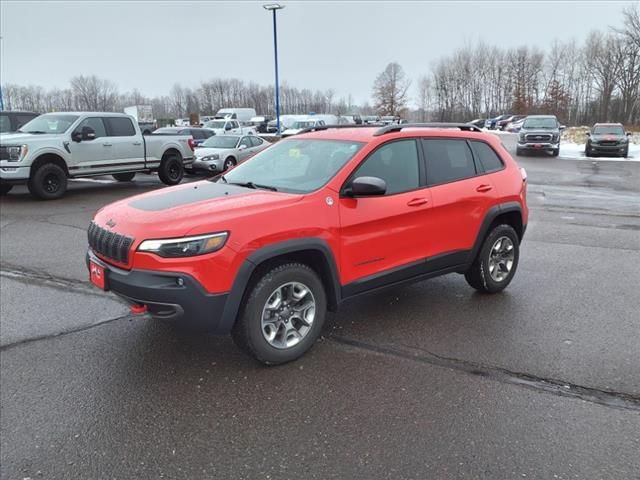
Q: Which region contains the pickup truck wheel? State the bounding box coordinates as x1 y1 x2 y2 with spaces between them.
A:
552 148 560 157
516 147 524 156
465 224 519 294
112 172 136 182
231 263 327 365
158 153 184 185
28 163 67 200
0 185 13 195
223 157 236 170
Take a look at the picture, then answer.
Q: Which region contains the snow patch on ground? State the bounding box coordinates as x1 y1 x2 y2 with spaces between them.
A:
560 142 640 162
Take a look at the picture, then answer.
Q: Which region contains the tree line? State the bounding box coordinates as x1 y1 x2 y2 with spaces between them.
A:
2 4 638 126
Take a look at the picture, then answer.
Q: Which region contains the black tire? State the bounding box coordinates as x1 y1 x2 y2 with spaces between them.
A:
224 157 237 171
516 147 524 156
622 148 629 158
0 184 13 195
27 163 67 200
112 172 136 182
585 147 591 157
465 224 520 294
231 263 327 365
158 152 184 185
552 148 559 157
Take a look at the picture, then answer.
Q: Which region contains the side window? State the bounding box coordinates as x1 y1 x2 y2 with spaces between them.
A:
76 117 107 138
203 129 214 138
0 115 11 133
470 141 504 173
239 137 250 148
422 139 476 185
191 129 205 140
351 140 420 195
105 117 136 137
250 137 263 147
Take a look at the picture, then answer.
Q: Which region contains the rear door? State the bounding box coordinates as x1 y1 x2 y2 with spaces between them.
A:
104 116 145 171
338 139 432 292
422 138 500 258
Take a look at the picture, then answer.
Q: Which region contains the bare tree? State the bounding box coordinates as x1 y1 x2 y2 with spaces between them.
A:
416 75 432 121
373 62 411 116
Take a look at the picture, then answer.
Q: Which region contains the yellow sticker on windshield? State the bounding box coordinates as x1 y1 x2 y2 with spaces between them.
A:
289 148 301 158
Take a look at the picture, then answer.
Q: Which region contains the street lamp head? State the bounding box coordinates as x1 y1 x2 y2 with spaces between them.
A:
263 3 284 10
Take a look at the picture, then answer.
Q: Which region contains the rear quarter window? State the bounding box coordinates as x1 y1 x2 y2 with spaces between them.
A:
106 117 136 136
470 141 504 173
422 139 477 185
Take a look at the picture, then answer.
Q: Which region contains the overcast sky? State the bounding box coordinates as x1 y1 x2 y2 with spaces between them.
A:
0 1 633 105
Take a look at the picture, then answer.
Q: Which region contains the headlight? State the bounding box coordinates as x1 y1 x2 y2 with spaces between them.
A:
138 232 228 258
7 145 28 162
203 154 220 161
518 133 525 142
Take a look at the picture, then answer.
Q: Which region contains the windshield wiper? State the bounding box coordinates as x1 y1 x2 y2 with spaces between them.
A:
228 181 278 192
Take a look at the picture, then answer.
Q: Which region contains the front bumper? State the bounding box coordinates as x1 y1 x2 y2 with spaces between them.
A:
87 250 231 333
192 158 224 172
0 165 31 184
589 144 627 155
517 142 559 152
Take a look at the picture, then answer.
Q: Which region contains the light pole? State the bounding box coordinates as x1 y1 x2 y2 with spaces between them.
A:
263 3 284 134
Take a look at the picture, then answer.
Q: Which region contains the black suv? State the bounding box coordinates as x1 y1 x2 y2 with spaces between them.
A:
516 115 563 157
0 111 39 133
586 123 630 158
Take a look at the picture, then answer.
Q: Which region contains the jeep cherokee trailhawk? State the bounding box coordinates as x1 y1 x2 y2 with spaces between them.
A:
86 123 528 364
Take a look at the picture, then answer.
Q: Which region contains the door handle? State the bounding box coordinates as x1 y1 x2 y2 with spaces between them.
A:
476 184 493 193
102 143 113 147
407 198 429 207
133 142 142 146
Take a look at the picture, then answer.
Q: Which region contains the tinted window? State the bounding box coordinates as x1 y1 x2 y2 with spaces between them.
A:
471 141 503 173
239 137 251 148
106 117 136 136
76 117 107 138
351 140 420 195
15 114 38 130
250 136 263 147
423 139 476 185
203 129 214 138
0 115 11 133
191 129 205 139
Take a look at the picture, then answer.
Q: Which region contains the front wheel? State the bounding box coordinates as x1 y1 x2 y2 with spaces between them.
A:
223 157 237 171
465 224 520 294
158 153 184 185
231 263 327 365
28 163 68 200
621 148 629 158
552 148 559 157
112 172 136 182
516 147 524 156
0 184 13 195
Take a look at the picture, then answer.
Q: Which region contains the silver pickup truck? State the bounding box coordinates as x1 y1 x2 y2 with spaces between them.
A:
0 112 194 199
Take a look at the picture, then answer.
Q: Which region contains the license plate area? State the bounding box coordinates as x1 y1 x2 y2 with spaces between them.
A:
89 260 108 290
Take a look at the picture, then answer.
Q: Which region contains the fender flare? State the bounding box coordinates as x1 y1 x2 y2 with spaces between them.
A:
469 202 523 262
218 238 341 332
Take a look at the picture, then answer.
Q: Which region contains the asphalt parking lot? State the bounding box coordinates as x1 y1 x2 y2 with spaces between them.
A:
1 134 639 479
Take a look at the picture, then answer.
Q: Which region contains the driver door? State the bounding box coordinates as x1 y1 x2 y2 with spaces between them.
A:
69 117 115 175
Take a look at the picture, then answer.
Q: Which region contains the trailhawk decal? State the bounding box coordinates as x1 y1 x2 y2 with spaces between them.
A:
129 182 252 211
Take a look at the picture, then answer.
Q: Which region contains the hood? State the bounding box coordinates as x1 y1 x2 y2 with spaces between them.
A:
591 133 625 141
93 180 302 241
0 132 65 144
194 147 231 158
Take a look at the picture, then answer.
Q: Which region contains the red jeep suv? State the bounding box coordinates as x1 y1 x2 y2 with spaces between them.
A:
87 123 528 364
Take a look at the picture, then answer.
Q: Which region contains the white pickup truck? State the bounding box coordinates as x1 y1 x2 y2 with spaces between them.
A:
202 119 256 136
0 112 194 199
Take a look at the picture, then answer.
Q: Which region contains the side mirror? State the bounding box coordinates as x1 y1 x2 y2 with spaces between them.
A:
344 176 387 197
225 125 232 131
239 145 247 150
627 132 632 137
585 132 591 137
559 125 566 131
82 126 96 140
71 131 82 142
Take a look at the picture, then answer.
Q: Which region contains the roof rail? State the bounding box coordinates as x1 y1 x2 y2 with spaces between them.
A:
296 124 386 135
373 122 482 136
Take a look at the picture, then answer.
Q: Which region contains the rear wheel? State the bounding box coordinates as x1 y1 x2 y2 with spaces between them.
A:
465 224 519 294
158 152 184 185
28 163 67 200
0 184 13 195
231 263 327 365
112 172 136 182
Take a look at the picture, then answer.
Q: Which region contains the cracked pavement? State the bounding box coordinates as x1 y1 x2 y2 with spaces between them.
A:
1 144 640 479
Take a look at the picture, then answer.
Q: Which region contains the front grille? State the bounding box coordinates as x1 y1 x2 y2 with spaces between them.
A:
0 147 10 161
87 222 134 264
526 134 552 142
598 141 617 146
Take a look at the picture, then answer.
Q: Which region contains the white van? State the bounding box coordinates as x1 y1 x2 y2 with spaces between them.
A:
214 108 257 123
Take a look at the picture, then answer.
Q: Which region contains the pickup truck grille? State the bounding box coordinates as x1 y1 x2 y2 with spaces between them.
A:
0 147 10 161
525 134 552 142
598 141 618 146
87 222 133 264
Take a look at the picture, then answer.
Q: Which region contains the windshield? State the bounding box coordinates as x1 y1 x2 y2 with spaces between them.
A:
18 114 79 134
593 126 625 135
204 121 226 129
291 121 316 129
523 117 558 129
200 136 239 148
219 139 363 193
